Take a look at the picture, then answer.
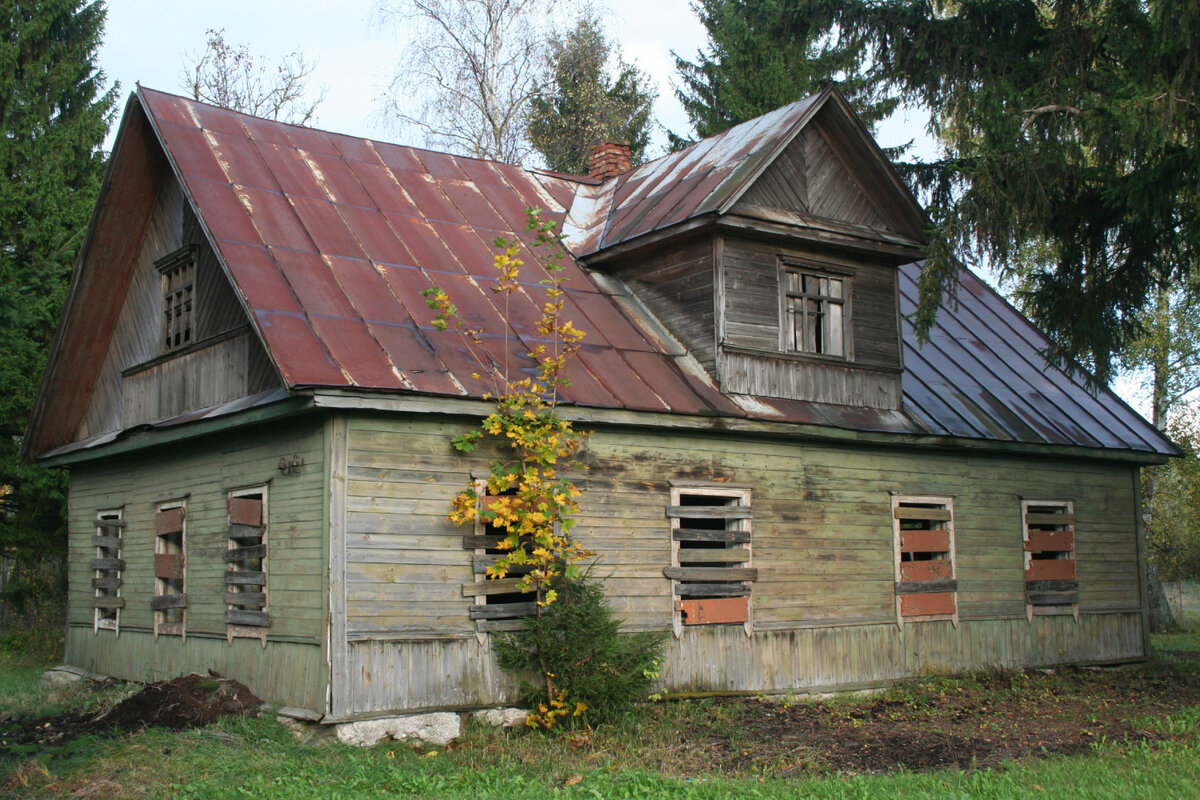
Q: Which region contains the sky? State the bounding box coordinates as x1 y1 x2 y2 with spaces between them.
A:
94 0 1150 413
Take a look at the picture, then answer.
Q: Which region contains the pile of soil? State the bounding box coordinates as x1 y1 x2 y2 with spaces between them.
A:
1 674 261 749
666 665 1200 775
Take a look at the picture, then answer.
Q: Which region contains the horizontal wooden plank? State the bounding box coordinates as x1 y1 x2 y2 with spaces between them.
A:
228 523 264 541
1026 512 1075 526
462 535 505 550
899 591 955 617
92 577 122 590
225 609 270 627
895 579 958 595
900 530 950 553
155 553 184 580
95 518 126 529
899 560 953 581
91 596 126 609
667 505 752 520
225 570 266 586
150 593 189 610
90 558 125 571
1026 559 1076 581
225 591 267 608
674 528 751 544
93 534 122 550
676 549 750 564
476 618 526 632
224 544 267 563
472 554 533 575
469 601 537 620
461 577 531 597
664 566 759 582
1026 530 1074 552
674 582 750 598
156 506 185 536
1028 591 1079 606
1025 579 1079 592
894 506 951 521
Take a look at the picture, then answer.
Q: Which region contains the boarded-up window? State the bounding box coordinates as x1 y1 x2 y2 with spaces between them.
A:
892 495 957 627
463 478 537 634
1023 500 1077 620
783 267 847 358
156 246 196 352
153 501 187 637
666 486 755 637
226 488 269 642
92 510 124 633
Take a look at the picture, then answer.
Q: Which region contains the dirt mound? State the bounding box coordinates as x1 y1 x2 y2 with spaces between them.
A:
1 673 261 748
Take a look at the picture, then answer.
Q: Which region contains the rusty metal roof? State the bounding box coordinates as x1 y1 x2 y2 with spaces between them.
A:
132 87 1173 458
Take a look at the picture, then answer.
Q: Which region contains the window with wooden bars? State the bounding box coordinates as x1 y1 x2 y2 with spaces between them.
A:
665 486 755 637
463 477 536 635
92 510 124 633
1022 500 1078 620
892 495 957 627
156 246 196 353
226 488 270 641
153 501 187 637
782 266 848 358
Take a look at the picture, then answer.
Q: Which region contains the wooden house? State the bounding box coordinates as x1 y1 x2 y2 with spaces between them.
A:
24 86 1175 722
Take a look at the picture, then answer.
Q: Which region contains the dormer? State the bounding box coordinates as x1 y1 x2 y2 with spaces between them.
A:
567 87 928 410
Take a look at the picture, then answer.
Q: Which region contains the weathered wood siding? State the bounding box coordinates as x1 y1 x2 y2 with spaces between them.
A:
718 235 902 406
331 413 1144 717
77 174 278 440
65 416 328 711
608 237 717 373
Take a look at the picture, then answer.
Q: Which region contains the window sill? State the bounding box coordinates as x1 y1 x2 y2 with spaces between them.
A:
720 344 902 373
122 325 251 378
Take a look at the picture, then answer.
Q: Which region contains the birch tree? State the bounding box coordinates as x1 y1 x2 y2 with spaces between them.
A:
375 0 555 163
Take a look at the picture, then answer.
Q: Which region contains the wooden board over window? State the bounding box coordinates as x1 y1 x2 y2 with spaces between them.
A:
93 511 124 633
227 489 269 643
153 501 187 638
667 484 754 638
1022 500 1078 621
892 494 957 628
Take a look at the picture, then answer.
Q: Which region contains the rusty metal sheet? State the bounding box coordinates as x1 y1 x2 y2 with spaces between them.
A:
253 309 347 385
328 131 380 164
187 179 263 245
618 351 714 415
437 178 509 231
214 241 302 314
309 315 407 389
418 149 471 181
365 321 461 396
335 205 413 265
428 221 496 276
325 256 406 323
305 150 376 208
235 184 313 251
289 195 367 259
269 248 358 317
568 289 651 351
576 345 668 412
373 140 427 173
254 140 327 199
238 113 297 147
386 213 460 271
207 128 281 192
159 122 229 183
678 596 748 625
347 160 422 216
283 124 340 156
391 170 466 224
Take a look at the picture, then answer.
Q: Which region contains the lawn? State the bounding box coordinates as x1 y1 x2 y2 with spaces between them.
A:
2 632 1199 799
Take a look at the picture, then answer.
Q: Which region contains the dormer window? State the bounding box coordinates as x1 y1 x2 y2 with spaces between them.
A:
782 266 847 358
156 246 197 352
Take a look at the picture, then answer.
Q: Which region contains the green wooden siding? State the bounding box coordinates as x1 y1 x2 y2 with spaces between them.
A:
334 412 1144 716
65 416 329 710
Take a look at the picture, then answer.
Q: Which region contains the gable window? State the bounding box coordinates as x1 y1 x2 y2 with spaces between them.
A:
892 495 957 627
92 509 125 633
226 488 270 642
783 266 847 358
153 500 188 638
156 246 196 352
463 476 536 635
665 485 755 637
1022 500 1078 620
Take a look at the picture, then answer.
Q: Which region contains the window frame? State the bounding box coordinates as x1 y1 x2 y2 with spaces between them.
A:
1021 499 1078 621
92 509 125 633
464 475 538 640
891 494 958 628
779 262 852 360
153 498 188 639
666 483 755 638
156 245 197 354
226 485 270 643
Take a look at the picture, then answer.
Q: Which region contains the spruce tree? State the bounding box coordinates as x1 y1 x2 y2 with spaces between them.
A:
673 0 895 142
843 0 1200 384
0 1 115 571
528 10 656 175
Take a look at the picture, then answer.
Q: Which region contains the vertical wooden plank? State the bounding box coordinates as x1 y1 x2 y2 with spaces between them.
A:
327 413 349 717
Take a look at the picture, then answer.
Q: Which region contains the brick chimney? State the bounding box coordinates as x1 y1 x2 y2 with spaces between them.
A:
588 141 632 180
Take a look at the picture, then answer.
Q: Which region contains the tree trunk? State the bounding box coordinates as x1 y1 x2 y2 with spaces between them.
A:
1146 280 1180 633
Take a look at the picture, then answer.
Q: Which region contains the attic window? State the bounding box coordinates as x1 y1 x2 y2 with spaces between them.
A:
156 246 197 352
1023 500 1078 620
892 495 957 627
665 486 755 637
782 266 847 358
